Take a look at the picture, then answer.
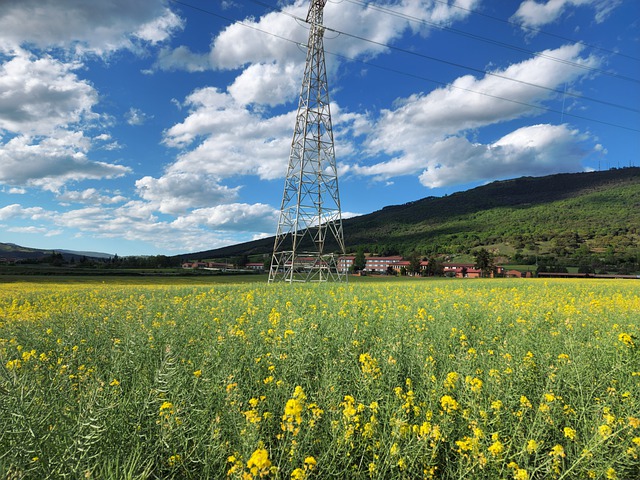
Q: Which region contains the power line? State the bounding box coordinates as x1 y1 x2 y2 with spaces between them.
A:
338 0 639 85
325 50 640 133
251 0 639 113
167 0 639 133
426 0 640 63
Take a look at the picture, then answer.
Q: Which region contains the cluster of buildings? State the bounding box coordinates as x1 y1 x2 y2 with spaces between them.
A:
339 255 510 277
182 255 530 278
180 260 264 271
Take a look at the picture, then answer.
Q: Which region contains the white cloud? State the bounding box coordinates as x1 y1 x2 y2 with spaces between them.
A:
163 87 294 180
164 0 479 108
369 44 598 153
512 0 622 29
134 8 184 45
350 43 599 184
126 108 153 126
7 225 62 236
46 200 278 253
0 204 50 221
228 62 303 106
0 52 98 135
135 173 240 214
0 133 131 191
417 124 589 187
0 0 183 55
57 188 127 206
171 203 278 233
154 46 210 72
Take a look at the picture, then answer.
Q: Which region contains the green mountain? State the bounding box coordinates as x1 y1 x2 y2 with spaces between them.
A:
0 243 111 261
183 167 640 271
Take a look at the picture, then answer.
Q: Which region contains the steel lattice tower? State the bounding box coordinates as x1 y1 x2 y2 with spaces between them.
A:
268 0 346 283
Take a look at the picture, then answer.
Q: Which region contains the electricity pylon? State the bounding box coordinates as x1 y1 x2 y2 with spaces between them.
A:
268 0 346 283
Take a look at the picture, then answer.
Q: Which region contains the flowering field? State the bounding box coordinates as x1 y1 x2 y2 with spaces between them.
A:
1 278 639 479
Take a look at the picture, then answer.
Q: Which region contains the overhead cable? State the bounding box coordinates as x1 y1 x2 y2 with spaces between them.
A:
167 0 639 133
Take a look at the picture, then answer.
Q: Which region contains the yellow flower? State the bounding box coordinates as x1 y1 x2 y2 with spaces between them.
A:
282 386 307 434
491 399 503 411
618 332 635 348
5 359 21 370
304 456 317 470
247 447 271 478
606 467 617 479
444 371 459 390
193 369 202 378
526 439 539 453
359 352 381 379
455 437 474 453
291 468 306 480
440 395 459 414
466 376 483 393
598 424 612 438
549 444 565 458
159 401 174 416
488 440 504 456
390 442 400 456
563 427 576 440
513 468 529 480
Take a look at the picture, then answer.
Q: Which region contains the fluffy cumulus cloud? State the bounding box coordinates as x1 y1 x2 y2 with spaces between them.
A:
135 173 240 215
57 188 128 206
157 0 480 107
0 133 131 191
0 2 183 196
163 87 295 181
0 0 182 55
0 52 97 135
171 203 278 233
417 124 588 187
0 204 50 221
351 43 599 185
512 0 622 28
40 201 279 253
126 108 153 126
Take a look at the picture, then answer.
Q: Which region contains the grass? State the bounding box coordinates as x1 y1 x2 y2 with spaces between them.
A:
1 278 639 479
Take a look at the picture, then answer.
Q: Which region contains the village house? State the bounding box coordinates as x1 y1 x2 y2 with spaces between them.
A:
442 263 505 278
364 255 403 273
338 256 355 273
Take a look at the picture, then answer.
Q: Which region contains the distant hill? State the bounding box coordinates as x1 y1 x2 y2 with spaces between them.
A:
0 243 111 261
179 168 640 269
4 168 638 272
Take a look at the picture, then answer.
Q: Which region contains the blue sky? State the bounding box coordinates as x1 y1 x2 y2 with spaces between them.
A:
0 0 638 256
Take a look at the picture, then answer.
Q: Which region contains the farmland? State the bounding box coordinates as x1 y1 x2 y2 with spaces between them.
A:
1 278 639 479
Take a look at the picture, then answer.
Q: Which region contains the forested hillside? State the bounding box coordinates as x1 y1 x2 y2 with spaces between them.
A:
183 167 640 272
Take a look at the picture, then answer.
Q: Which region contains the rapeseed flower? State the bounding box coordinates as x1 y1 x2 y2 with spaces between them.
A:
440 395 459 414
526 439 539 453
488 439 504 456
563 427 576 440
247 447 271 478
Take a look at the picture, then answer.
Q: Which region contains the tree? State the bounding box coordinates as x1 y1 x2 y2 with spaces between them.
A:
353 247 366 272
408 251 422 276
474 248 495 278
423 257 443 277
